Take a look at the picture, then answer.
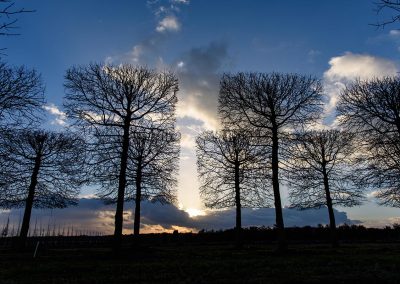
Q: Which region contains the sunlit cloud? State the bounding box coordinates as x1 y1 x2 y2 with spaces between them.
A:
156 16 180 33
0 199 362 236
180 132 196 149
177 100 219 131
358 217 400 228
43 103 67 126
185 208 206 217
172 0 189 4
322 52 398 126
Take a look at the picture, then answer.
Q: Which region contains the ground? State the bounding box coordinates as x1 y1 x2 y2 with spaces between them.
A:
0 240 399 283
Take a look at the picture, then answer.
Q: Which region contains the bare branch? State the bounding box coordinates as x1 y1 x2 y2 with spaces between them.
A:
338 76 400 207
0 61 45 128
64 63 179 240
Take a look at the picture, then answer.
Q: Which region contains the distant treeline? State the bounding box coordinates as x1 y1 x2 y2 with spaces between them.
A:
1 225 400 251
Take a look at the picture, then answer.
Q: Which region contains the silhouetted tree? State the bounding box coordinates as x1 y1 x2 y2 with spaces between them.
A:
338 77 400 207
64 64 178 244
0 1 34 36
130 126 179 235
374 0 400 28
0 62 44 128
219 72 323 250
96 124 180 236
0 129 86 244
0 1 35 55
284 129 364 247
196 129 271 245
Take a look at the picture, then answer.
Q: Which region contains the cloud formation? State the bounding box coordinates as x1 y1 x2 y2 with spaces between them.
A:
156 16 180 33
176 41 230 132
322 52 398 125
0 198 361 236
106 0 188 65
43 103 67 126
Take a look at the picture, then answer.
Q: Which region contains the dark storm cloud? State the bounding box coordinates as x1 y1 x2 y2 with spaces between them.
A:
0 199 132 235
189 207 355 230
140 201 193 229
0 199 358 235
176 41 231 129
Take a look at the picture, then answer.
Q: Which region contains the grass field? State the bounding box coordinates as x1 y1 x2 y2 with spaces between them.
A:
0 240 399 283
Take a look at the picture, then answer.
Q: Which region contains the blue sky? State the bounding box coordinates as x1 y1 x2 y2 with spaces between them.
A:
3 0 400 230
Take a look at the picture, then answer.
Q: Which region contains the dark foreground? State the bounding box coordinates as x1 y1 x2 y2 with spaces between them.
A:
0 237 399 283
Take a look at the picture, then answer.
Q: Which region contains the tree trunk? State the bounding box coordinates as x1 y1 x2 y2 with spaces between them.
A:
114 120 131 247
19 153 42 245
134 162 142 236
271 125 286 251
234 160 242 246
322 165 338 247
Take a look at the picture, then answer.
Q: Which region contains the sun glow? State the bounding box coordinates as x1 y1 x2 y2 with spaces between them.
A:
185 208 206 217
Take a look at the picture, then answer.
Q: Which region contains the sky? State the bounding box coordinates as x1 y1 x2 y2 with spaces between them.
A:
1 0 400 233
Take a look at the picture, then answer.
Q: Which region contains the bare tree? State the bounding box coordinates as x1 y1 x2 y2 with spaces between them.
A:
219 72 323 250
0 129 87 244
129 126 180 235
64 64 178 244
373 0 400 28
0 1 34 36
0 62 45 128
196 129 271 245
0 1 35 55
96 124 180 236
284 130 363 247
338 76 400 207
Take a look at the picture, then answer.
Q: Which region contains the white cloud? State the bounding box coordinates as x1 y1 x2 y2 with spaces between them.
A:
180 132 196 149
177 61 184 68
389 29 400 37
323 52 398 124
43 104 65 118
172 0 189 4
156 16 180 33
324 52 397 82
43 103 67 126
106 0 188 65
177 100 219 131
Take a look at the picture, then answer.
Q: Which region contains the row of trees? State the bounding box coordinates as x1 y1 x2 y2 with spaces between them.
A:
0 62 180 248
1 59 400 250
196 73 400 248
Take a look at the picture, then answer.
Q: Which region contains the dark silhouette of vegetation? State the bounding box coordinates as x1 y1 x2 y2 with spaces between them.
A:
284 130 364 247
0 1 35 55
0 226 400 283
219 72 323 250
64 64 178 245
196 128 271 245
0 62 44 128
338 77 400 207
0 129 87 245
129 126 180 235
96 124 180 235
